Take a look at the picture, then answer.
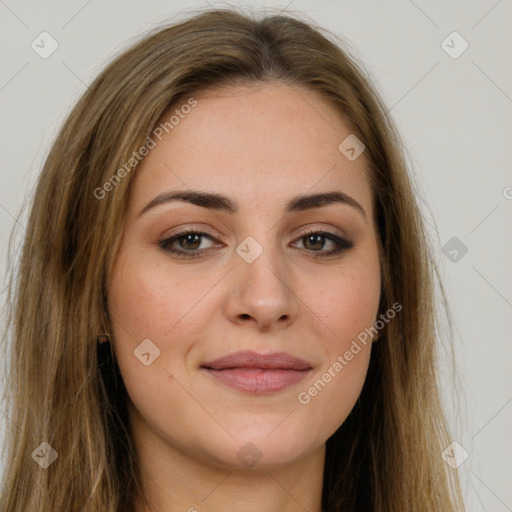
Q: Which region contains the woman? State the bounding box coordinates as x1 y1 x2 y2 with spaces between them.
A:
0 7 465 511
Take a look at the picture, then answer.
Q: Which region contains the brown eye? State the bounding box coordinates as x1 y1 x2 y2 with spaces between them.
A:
159 230 217 259
175 233 203 251
159 228 353 260
302 233 329 251
292 229 353 258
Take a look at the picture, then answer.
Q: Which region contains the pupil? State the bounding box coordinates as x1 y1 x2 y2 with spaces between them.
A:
181 234 201 250
306 234 324 250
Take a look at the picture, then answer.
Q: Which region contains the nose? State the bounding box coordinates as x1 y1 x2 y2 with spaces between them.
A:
223 241 299 331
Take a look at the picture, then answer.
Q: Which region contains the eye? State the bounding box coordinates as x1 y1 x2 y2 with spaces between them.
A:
158 229 218 259
158 228 353 259
291 228 353 258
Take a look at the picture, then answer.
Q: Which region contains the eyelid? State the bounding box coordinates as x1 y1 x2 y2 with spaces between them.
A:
160 225 224 245
294 224 348 240
164 223 348 242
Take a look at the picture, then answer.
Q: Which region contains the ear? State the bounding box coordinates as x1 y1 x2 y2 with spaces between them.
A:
97 334 110 344
372 316 388 342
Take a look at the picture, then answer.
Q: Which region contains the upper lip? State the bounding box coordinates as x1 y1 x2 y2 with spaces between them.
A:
201 350 313 371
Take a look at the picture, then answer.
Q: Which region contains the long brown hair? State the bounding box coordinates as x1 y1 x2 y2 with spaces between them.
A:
0 7 465 511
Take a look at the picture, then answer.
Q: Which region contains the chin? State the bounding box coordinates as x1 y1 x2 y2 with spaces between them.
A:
194 425 321 471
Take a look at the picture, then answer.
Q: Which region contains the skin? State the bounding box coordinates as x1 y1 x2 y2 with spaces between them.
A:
107 81 381 512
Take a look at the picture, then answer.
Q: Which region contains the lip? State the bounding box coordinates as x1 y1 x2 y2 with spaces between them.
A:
200 350 313 395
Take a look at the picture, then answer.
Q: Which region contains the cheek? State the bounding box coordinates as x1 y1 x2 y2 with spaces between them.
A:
295 312 376 441
105 251 210 429
105 249 210 386
297 251 379 434
313 250 381 344
296 343 371 444
107 250 212 345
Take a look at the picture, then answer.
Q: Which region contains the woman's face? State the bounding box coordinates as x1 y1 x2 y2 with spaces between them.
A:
107 82 381 470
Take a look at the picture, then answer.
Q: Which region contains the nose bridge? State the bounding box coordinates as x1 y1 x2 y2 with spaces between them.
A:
236 231 286 297
226 229 298 329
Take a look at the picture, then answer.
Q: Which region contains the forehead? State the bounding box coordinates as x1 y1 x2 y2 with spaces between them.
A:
129 82 372 216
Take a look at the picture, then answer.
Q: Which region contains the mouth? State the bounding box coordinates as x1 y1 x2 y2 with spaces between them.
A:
200 350 313 395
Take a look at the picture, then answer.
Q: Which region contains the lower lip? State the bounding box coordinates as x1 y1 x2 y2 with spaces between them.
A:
202 367 311 394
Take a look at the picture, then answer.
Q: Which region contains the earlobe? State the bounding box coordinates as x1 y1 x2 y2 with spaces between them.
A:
97 333 110 344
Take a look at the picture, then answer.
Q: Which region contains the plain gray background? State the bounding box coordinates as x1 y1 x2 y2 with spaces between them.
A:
0 1 510 510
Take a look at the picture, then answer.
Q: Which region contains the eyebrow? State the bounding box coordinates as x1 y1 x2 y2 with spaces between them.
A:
138 189 366 221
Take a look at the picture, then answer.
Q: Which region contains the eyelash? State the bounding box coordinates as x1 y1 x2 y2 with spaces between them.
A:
158 228 353 260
